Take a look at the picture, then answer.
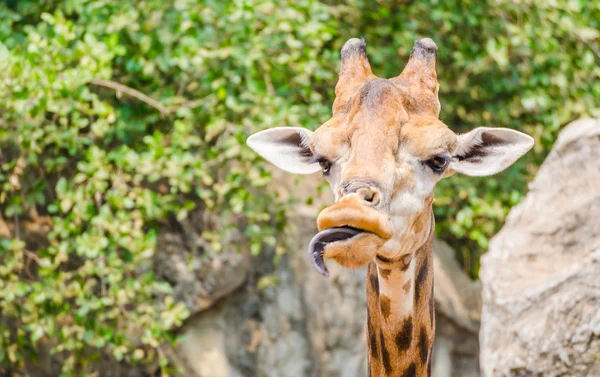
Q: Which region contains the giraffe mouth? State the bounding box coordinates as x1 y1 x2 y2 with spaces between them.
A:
308 226 365 277
316 196 393 240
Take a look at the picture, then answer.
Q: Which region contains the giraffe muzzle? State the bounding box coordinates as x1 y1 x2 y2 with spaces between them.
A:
307 196 393 276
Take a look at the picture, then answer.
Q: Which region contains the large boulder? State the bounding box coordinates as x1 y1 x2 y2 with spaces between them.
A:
480 118 600 377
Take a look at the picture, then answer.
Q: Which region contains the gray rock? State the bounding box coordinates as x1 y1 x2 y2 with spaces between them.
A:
433 238 481 377
154 210 251 314
480 118 600 377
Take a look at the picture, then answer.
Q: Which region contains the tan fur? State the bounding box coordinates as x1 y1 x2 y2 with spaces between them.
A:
323 232 383 269
334 38 378 115
367 216 435 377
400 116 458 158
392 38 440 117
315 39 447 377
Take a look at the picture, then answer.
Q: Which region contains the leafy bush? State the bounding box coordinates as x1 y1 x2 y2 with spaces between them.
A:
0 0 598 374
0 0 336 374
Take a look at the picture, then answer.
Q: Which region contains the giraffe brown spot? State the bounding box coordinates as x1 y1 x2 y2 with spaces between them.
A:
369 329 378 360
429 283 435 328
380 330 392 375
379 268 392 279
413 216 423 235
380 295 391 319
395 316 413 351
419 327 429 364
402 362 416 377
369 270 379 295
376 253 413 271
402 279 411 294
415 256 429 303
367 311 378 360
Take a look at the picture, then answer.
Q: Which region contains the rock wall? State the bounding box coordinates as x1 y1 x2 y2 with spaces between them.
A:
172 175 482 377
480 118 600 377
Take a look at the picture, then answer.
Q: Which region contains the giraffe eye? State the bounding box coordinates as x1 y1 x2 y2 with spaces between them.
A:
318 159 332 175
425 155 449 173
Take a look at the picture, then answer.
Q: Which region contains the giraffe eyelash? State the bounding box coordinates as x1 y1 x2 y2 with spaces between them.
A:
423 153 451 173
309 156 333 176
309 156 327 164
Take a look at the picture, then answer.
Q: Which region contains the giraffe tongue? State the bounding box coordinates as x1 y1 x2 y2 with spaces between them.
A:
308 226 363 277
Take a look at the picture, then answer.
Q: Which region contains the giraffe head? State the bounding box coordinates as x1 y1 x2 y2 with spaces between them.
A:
248 38 533 276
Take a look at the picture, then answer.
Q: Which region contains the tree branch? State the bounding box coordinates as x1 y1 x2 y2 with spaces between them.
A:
89 79 169 115
88 79 208 116
573 30 600 60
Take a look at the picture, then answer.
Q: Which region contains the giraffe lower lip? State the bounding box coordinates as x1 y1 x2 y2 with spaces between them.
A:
308 226 365 277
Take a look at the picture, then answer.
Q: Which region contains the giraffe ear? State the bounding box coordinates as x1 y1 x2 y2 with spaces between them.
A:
247 127 321 174
450 127 534 176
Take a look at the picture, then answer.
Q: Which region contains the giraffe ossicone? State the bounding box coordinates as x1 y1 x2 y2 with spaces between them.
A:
247 37 533 377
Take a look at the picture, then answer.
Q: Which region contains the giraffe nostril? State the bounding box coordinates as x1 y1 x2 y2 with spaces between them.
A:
340 180 382 205
358 188 379 204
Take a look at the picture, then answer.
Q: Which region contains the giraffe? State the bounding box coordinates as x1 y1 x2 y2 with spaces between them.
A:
247 38 533 377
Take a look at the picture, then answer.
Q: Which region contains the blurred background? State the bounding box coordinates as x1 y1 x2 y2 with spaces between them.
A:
0 1 598 376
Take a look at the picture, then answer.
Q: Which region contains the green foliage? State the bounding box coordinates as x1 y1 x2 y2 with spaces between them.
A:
0 0 598 374
0 0 335 374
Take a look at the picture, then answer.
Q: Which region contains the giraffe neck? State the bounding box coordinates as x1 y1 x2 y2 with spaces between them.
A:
366 211 435 377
